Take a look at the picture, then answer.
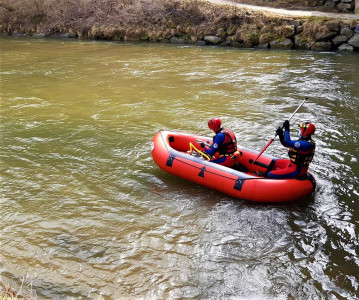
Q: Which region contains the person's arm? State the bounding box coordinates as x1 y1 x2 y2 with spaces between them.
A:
204 133 225 156
283 130 313 151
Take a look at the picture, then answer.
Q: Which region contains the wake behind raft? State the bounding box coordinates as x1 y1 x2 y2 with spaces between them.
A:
151 130 316 203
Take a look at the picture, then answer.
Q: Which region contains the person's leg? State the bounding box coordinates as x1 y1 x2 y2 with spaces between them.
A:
211 156 236 168
267 159 299 179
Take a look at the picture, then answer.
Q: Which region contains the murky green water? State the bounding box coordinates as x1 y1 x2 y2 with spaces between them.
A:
1 37 358 299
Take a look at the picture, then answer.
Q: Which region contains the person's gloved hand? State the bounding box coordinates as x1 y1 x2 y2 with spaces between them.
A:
200 142 206 148
276 127 284 138
283 120 290 130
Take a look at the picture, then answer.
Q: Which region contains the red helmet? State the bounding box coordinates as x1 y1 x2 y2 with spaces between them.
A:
208 118 222 132
299 122 315 137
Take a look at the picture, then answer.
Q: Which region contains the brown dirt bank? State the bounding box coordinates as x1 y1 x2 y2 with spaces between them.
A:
0 0 358 52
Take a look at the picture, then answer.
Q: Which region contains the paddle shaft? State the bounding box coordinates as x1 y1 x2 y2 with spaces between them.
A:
287 97 308 123
254 98 308 162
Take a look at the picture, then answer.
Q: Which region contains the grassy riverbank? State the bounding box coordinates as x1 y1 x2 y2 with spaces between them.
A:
0 0 358 51
1 0 240 37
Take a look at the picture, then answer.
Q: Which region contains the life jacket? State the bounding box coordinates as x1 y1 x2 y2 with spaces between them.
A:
213 129 237 155
288 139 315 167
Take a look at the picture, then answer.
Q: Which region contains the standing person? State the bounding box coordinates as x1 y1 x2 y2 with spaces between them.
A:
200 118 238 167
266 120 316 178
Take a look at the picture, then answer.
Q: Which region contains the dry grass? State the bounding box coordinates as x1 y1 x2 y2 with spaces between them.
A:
0 0 279 41
0 0 243 35
0 281 31 300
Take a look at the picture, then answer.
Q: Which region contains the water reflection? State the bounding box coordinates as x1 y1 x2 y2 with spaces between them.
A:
0 37 358 299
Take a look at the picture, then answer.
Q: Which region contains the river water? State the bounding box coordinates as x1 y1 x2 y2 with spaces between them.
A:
0 37 358 299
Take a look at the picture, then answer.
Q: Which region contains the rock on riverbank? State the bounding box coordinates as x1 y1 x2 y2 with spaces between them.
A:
44 20 359 52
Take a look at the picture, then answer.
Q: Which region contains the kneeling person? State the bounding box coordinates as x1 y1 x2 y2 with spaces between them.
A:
267 120 316 179
201 118 238 168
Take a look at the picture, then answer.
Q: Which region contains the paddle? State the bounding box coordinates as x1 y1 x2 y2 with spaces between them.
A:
253 97 308 162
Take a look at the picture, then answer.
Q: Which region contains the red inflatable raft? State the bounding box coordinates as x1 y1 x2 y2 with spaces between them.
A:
151 130 316 203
